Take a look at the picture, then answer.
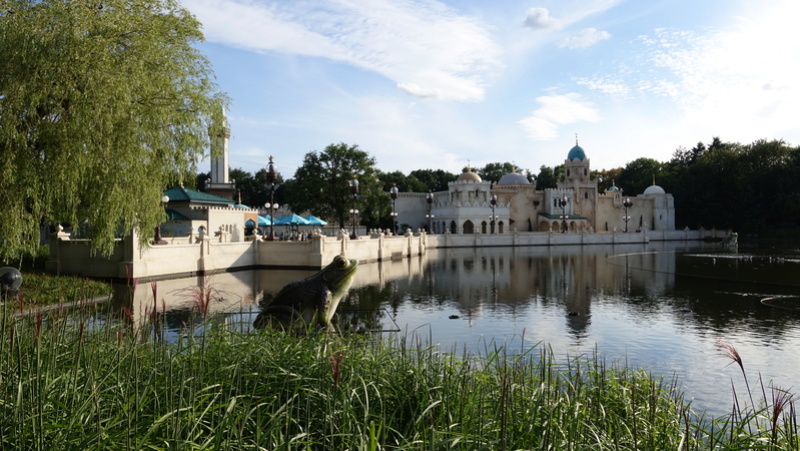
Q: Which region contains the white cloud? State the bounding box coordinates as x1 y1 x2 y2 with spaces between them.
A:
523 7 562 30
575 76 629 96
558 28 611 49
635 2 800 143
518 93 600 140
183 0 500 102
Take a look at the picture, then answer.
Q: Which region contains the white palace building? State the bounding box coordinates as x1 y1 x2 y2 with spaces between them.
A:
397 141 675 236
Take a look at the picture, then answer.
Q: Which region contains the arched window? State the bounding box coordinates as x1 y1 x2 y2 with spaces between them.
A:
463 220 474 234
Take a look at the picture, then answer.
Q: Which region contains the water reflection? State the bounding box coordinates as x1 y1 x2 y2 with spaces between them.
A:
108 241 800 418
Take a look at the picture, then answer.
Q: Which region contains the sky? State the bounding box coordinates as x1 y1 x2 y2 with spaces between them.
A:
181 0 800 179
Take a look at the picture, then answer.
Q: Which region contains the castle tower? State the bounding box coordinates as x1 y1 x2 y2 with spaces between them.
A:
558 136 598 231
204 108 236 200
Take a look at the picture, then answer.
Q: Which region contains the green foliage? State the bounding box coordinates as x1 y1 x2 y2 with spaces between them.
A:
593 167 623 192
3 273 111 311
534 165 561 189
3 312 799 450
0 0 225 260
286 143 385 230
379 170 428 193
664 138 800 231
230 167 285 207
617 157 667 195
409 168 457 192
473 162 526 184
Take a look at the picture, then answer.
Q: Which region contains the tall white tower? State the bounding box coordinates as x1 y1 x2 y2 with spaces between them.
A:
205 108 236 200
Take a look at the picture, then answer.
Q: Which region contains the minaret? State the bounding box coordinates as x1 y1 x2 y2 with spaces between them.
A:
204 108 237 200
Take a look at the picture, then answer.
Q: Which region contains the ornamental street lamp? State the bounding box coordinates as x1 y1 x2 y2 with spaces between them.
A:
349 176 360 239
623 197 633 232
389 183 399 235
490 194 498 233
154 195 170 244
558 196 568 233
265 156 280 241
426 191 435 233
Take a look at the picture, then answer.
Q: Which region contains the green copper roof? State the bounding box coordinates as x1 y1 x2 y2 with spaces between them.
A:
163 186 234 206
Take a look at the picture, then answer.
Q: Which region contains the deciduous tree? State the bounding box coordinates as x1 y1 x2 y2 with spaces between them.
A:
286 143 384 230
0 0 224 260
408 169 457 192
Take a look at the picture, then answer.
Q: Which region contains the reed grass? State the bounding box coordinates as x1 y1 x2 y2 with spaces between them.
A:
1 303 798 450
1 272 112 311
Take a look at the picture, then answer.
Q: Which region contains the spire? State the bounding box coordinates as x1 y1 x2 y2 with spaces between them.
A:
575 133 579 146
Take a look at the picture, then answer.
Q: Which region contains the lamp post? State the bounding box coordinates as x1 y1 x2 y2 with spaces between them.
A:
154 195 170 244
389 183 399 235
558 195 568 233
426 191 434 233
156 195 170 243
265 156 280 241
622 197 633 232
349 176 360 239
490 194 498 233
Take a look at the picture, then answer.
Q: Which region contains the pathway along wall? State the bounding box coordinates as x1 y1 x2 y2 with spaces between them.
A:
46 228 718 280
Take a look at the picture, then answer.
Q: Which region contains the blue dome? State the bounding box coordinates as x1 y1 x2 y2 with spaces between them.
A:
568 144 586 161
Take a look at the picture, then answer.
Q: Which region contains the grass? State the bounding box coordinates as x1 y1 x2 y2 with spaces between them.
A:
1 272 112 312
1 296 798 449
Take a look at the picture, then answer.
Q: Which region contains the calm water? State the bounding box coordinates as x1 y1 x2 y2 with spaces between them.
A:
115 240 800 418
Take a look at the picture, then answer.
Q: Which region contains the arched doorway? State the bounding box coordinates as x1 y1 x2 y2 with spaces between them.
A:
463 220 474 234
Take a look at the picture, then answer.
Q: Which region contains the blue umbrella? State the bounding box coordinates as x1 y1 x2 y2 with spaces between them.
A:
304 214 328 226
248 216 272 227
274 214 310 225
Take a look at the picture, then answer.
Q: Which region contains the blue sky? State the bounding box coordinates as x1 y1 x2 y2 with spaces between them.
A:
181 0 800 179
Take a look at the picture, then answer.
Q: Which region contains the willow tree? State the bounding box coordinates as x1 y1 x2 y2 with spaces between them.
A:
0 0 225 260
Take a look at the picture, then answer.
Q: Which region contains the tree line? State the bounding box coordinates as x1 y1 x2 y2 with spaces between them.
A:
214 138 800 235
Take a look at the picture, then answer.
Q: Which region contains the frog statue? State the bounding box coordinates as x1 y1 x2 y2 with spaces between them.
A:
253 255 358 330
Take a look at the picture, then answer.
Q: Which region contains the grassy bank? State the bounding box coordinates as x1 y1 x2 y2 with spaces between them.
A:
1 272 112 316
1 306 797 449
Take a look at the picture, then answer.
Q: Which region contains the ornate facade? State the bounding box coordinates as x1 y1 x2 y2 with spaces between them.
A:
400 141 676 235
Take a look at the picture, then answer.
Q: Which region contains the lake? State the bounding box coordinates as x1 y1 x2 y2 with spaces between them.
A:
114 240 800 418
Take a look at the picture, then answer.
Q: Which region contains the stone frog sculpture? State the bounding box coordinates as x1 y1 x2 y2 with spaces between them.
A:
0 267 22 299
253 255 358 330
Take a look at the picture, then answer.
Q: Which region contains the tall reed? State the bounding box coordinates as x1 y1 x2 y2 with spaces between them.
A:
1 303 798 450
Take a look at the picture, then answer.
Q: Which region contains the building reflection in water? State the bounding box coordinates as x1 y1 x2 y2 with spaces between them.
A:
111 241 691 337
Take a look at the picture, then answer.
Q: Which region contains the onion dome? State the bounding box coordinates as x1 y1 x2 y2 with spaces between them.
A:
567 135 587 161
568 144 586 161
457 168 482 182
